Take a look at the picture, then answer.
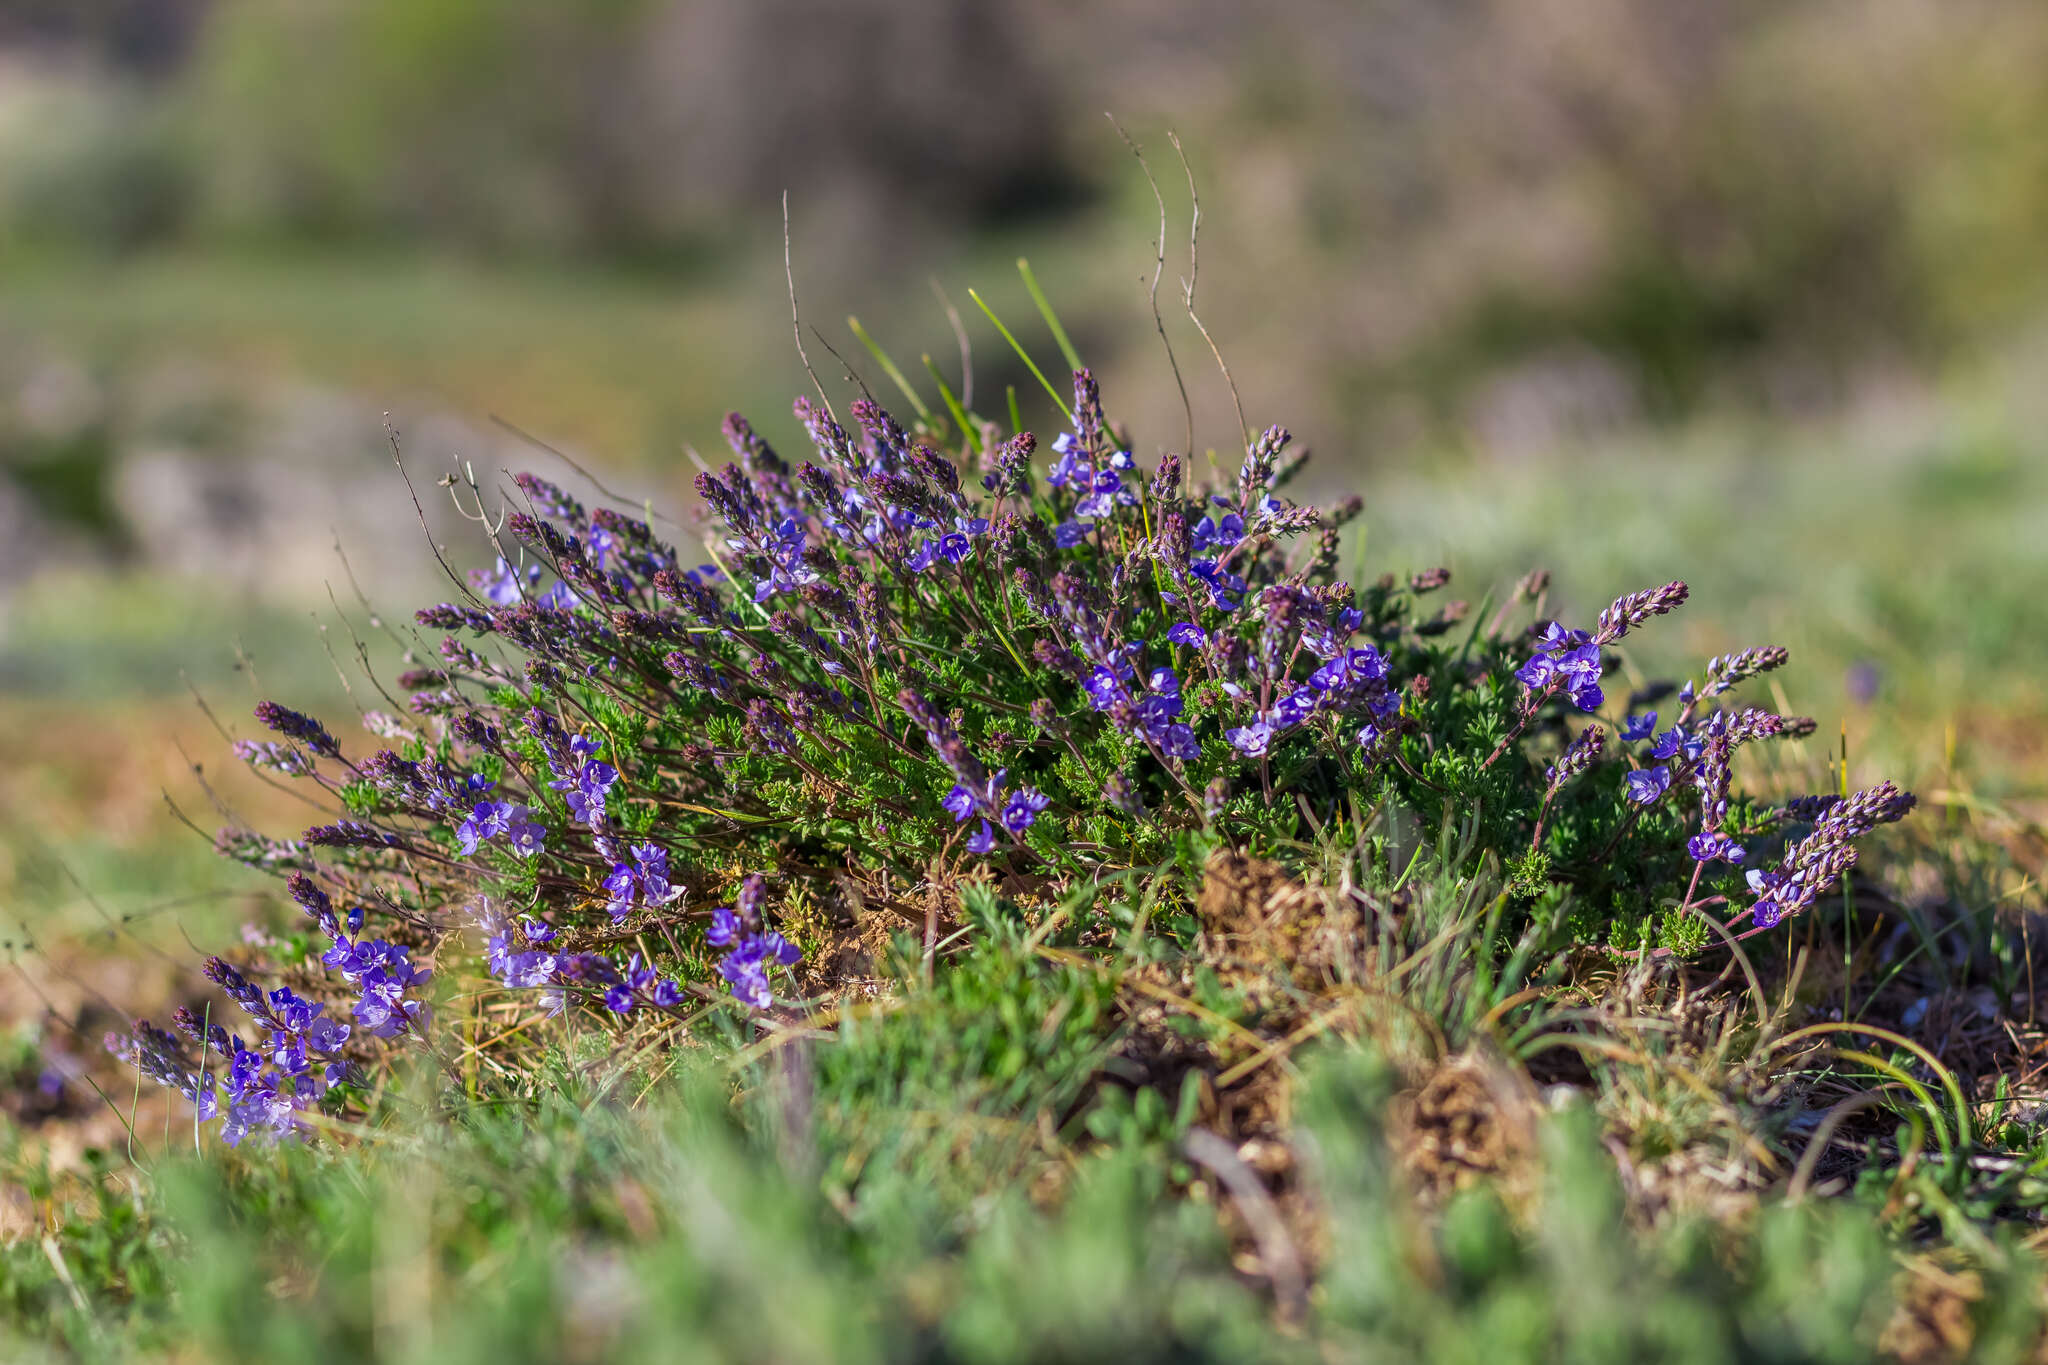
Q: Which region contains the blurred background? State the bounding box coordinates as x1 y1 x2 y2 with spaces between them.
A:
3 0 2046 1118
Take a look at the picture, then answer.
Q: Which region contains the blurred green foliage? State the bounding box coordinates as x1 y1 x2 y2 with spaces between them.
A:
9 1 2048 427
173 0 1071 261
9 1016 2043 1364
1357 399 2048 788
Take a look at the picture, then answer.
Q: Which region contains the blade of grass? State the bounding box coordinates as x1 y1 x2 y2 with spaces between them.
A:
1832 1046 1955 1170
1017 258 1084 373
922 354 976 444
969 289 1072 421
847 316 932 422
1455 587 1497 668
1770 1020 1975 1149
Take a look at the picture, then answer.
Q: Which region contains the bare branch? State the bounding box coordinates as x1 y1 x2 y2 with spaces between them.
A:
1108 114 1194 464
784 190 837 426
1168 132 1249 453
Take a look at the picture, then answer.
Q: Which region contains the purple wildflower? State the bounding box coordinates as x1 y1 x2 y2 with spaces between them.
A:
1189 559 1246 612
1687 831 1746 864
1191 510 1244 552
1271 689 1320 730
550 758 618 827
1309 645 1388 693
507 811 546 857
1624 766 1672 805
1649 727 1698 762
1226 720 1274 758
1158 725 1201 761
1000 787 1050 834
456 800 512 856
602 862 638 919
717 931 803 1011
599 845 680 921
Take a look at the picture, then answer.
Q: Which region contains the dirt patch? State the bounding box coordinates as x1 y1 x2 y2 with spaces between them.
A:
1877 1260 1986 1365
1390 1049 1543 1208
1195 849 1359 985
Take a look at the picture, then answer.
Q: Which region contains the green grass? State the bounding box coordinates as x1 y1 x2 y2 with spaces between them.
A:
0 245 774 466
0 573 390 702
0 234 1131 471
7 936 2044 1365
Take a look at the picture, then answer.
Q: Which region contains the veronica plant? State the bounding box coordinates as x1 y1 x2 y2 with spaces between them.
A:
109 365 1912 1142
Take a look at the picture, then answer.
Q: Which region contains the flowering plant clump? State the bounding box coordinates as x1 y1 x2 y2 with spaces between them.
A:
110 366 1912 1142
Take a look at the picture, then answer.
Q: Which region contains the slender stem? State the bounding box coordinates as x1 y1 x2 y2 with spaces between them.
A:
1676 859 1705 917
1482 679 1561 770
1529 788 1557 852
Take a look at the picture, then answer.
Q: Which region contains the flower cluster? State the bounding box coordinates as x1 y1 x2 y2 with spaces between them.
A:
1703 646 1789 698
1515 624 1607 712
1687 831 1746 865
110 957 361 1147
1515 580 1686 714
602 842 682 920
473 897 688 1014
707 875 801 1009
287 873 432 1040
1744 781 1917 929
479 900 560 990
456 800 546 858
1543 724 1606 791
107 360 1912 1141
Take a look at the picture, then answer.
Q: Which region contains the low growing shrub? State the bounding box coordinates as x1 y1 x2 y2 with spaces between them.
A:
106 360 1912 1151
